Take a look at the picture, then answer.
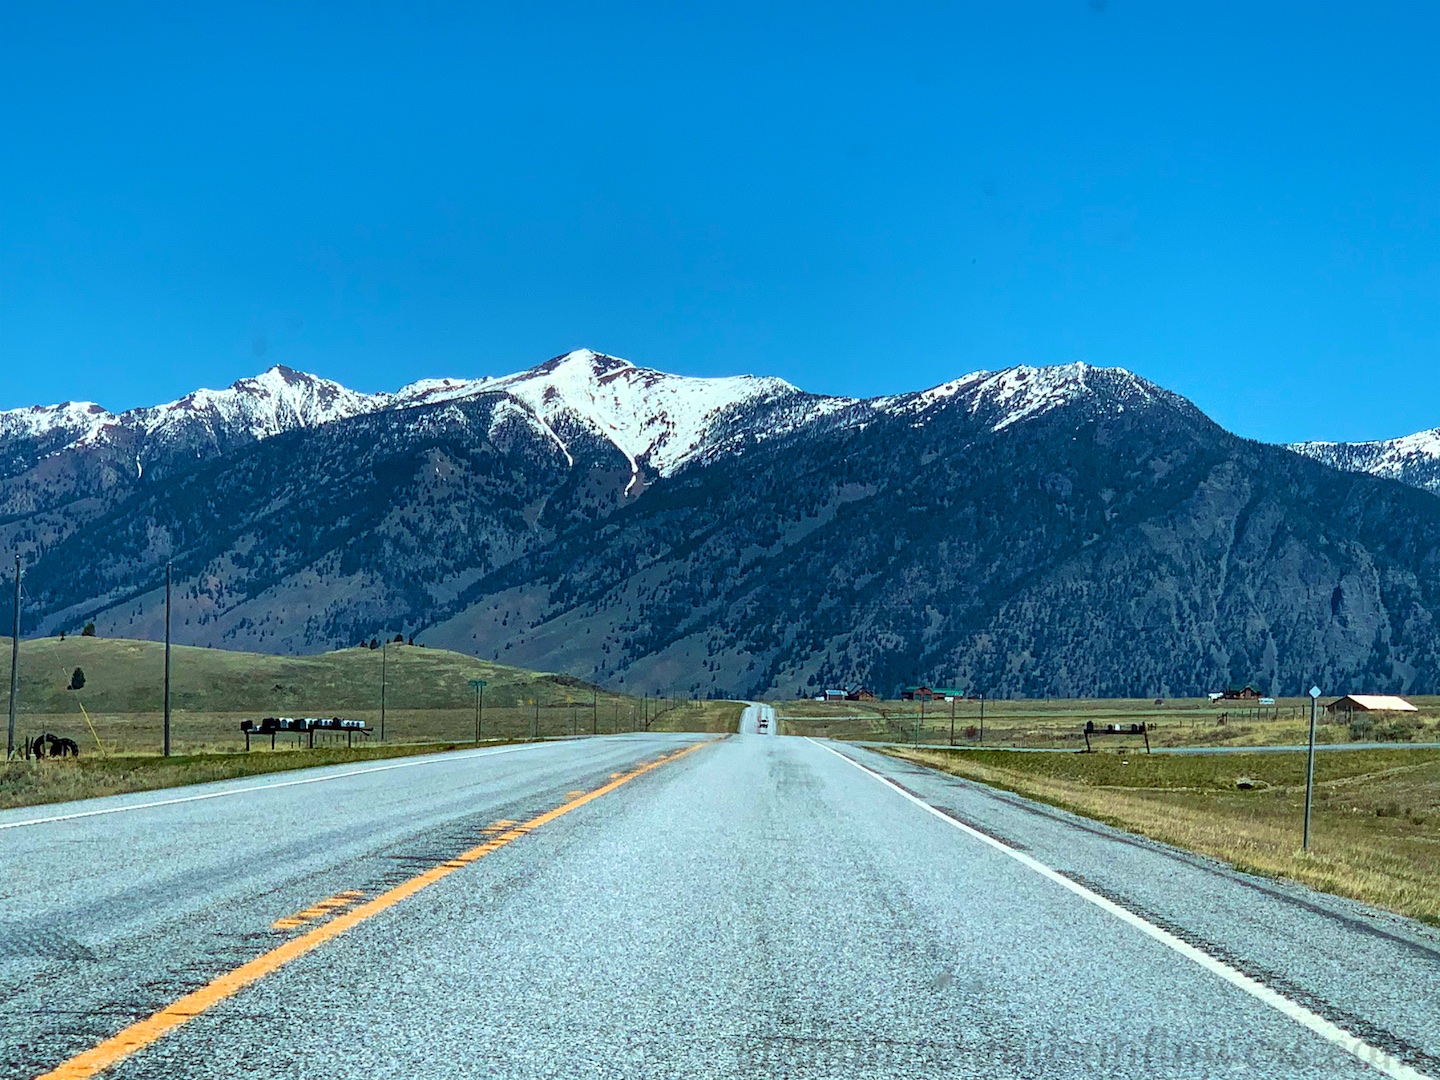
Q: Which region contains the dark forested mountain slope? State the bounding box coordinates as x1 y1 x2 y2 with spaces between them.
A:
424 368 1440 698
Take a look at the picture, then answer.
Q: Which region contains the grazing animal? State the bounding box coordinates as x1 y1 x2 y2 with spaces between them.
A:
44 734 79 758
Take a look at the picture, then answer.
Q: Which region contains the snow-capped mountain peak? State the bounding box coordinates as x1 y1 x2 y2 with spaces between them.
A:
465 349 804 479
879 361 1175 431
968 362 1161 430
0 400 114 444
129 365 386 441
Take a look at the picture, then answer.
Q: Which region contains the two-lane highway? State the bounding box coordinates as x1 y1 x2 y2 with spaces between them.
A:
4 728 1439 1078
0 735 709 1079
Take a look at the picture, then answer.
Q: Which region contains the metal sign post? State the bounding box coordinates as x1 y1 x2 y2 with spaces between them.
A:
1303 685 1321 851
469 679 486 743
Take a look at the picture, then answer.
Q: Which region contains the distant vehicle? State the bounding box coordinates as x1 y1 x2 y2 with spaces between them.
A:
1259 697 1276 705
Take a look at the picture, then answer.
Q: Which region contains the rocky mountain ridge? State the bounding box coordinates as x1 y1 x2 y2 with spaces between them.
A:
6 349 1440 698
1290 430 1440 496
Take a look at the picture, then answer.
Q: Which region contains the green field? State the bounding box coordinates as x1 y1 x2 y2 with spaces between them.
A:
1 636 737 756
884 745 1440 925
775 695 1440 749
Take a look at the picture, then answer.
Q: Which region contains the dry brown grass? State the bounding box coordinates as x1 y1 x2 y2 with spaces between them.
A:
884 746 1440 926
778 695 1440 749
643 699 744 734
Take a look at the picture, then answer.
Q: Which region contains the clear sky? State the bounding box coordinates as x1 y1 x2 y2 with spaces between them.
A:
2 2 1437 444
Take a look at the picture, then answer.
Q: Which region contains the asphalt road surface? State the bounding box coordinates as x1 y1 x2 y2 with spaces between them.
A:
3 717 1438 1079
739 701 777 736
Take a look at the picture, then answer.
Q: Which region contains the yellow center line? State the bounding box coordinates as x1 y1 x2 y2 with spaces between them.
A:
35 742 708 1080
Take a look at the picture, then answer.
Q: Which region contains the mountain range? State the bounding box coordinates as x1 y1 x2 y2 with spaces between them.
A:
6 348 1440 699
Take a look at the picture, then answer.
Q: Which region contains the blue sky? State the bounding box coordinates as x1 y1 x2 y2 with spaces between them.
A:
2 2 1437 443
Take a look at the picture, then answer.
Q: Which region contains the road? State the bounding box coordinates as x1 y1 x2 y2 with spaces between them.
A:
3 720 1438 1079
738 701 776 735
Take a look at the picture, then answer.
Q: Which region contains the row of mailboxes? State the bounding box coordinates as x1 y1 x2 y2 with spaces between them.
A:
241 717 368 734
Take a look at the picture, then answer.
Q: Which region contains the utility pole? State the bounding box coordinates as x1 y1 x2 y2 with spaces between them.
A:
915 695 925 746
979 693 985 743
380 639 387 741
6 556 19 760
532 698 539 739
592 688 598 735
1303 685 1321 851
163 563 172 757
469 679 486 744
949 693 957 747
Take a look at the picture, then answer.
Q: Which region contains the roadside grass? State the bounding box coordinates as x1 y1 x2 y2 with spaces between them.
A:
644 700 745 734
0 741 514 811
778 696 1440 750
3 637 738 755
881 746 1440 925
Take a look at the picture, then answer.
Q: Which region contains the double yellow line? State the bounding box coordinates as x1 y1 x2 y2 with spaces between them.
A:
37 742 706 1080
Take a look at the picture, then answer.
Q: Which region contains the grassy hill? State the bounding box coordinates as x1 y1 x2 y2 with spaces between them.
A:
2 636 738 754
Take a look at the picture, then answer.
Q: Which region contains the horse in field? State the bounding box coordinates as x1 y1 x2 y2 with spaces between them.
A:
29 733 80 759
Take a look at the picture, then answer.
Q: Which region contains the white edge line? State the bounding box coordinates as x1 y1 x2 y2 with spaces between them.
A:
808 738 1433 1080
0 743 550 831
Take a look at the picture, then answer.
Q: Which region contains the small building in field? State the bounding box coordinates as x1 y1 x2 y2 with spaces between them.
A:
901 685 967 702
846 687 877 701
823 688 847 701
1325 694 1418 715
1222 685 1262 701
